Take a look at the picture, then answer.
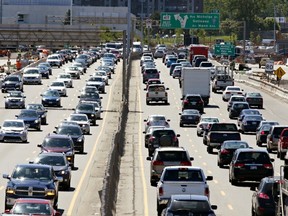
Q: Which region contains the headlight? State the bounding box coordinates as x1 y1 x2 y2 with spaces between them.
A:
91 114 95 117
61 170 67 175
34 120 39 123
41 114 46 118
6 187 15 194
56 98 60 101
77 137 83 142
46 189 55 196
20 130 25 134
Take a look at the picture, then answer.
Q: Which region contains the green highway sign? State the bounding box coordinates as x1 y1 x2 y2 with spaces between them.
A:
214 43 235 56
160 13 220 29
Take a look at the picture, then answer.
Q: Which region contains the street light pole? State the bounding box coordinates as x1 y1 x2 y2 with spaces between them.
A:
70 0 73 25
127 0 131 56
141 0 144 46
273 0 276 52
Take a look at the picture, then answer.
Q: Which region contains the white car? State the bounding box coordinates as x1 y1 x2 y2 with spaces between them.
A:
48 81 67 96
23 67 42 85
92 70 108 85
66 113 91 135
72 62 86 74
46 54 62 68
222 86 244 101
196 117 220 137
64 66 81 79
144 115 170 133
57 73 73 88
0 119 28 143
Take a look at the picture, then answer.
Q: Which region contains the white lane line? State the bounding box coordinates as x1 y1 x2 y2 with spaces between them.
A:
0 186 3 191
227 204 233 210
207 170 212 174
198 156 202 159
220 191 226 196
213 180 218 184
202 162 207 166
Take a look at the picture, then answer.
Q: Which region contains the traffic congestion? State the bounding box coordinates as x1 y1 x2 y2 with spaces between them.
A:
0 46 122 215
116 43 288 216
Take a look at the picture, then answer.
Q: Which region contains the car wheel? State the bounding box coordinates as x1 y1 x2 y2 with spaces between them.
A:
180 123 183 127
267 145 272 153
93 120 96 126
207 146 213 154
258 105 263 109
150 180 157 187
64 180 71 191
146 100 149 105
41 118 47 125
218 161 224 168
37 125 41 131
280 152 285 160
5 105 8 109
256 141 262 147
22 139 27 143
196 131 201 137
80 146 84 154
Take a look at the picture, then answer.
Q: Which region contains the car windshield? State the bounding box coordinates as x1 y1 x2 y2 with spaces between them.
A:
233 103 249 109
145 69 158 74
89 77 103 82
19 111 38 118
5 76 19 82
183 110 199 115
58 126 82 136
8 92 22 97
68 67 79 71
69 115 88 121
51 82 65 87
59 74 71 79
27 104 44 110
170 200 211 212
3 121 24 128
153 130 175 138
150 116 165 121
227 87 241 91
77 104 94 111
48 56 58 59
231 97 245 102
224 141 249 149
25 69 39 74
94 72 106 76
247 93 262 97
43 91 59 97
157 151 188 161
244 115 263 121
39 63 50 67
12 202 51 215
163 169 203 181
243 110 260 115
36 155 66 166
43 137 72 148
80 93 100 99
12 167 52 180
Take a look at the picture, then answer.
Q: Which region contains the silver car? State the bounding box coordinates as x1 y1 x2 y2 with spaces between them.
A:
196 117 220 137
4 91 26 109
0 120 28 142
66 113 91 135
144 115 170 133
80 101 102 119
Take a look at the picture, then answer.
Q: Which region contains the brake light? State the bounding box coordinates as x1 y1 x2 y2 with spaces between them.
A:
260 131 265 135
234 163 245 168
226 92 231 94
198 100 203 104
180 161 192 166
165 92 167 97
149 136 155 142
263 164 273 169
153 160 164 166
204 188 210 197
221 149 230 154
184 100 189 104
258 192 270 199
159 187 163 196
173 136 178 142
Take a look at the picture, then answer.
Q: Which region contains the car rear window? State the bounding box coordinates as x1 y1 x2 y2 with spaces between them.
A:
148 85 165 92
170 200 210 212
234 103 249 109
145 69 158 74
211 123 238 131
153 130 175 138
157 151 188 161
273 127 288 136
186 96 201 101
217 75 232 80
163 169 203 181
237 152 271 163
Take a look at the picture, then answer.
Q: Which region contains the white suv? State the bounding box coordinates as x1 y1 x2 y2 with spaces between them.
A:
46 54 62 68
145 84 169 105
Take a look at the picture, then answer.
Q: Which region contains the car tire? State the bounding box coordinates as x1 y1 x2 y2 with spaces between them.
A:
267 146 272 153
146 100 149 105
150 180 157 187
218 161 224 168
93 120 96 126
22 139 27 143
256 141 261 147
258 105 263 109
180 123 183 127
207 146 213 154
41 118 47 125
280 152 285 160
64 180 71 191
196 131 201 137
80 146 84 154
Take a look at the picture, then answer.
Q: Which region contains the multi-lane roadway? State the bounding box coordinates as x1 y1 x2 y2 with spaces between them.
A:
0 57 124 216
117 58 288 216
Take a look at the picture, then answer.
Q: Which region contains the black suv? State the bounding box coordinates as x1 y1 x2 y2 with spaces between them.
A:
74 103 97 126
3 164 59 209
181 94 204 113
251 176 279 216
1 75 23 93
229 148 274 185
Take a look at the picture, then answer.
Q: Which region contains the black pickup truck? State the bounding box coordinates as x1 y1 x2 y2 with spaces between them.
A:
204 123 241 154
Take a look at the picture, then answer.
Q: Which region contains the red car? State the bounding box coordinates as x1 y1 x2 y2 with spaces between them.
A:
5 198 61 216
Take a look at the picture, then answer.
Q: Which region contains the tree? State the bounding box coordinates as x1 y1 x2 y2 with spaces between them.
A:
63 9 71 25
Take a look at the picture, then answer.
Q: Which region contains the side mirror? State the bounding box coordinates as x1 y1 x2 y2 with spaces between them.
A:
143 131 146 134
190 157 194 161
179 113 182 115
144 88 147 91
211 205 217 210
146 157 152 161
250 186 256 191
166 88 169 90
15 115 18 117
78 96 80 98
176 134 180 137
144 119 147 122
270 158 275 162
2 174 10 179
37 144 42 147
29 160 34 164
206 176 213 181
167 119 170 122
23 96 26 98
100 97 103 99
40 94 43 96
4 96 6 98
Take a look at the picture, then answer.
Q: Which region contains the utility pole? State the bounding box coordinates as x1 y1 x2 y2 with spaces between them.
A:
127 0 131 57
141 0 144 46
70 0 73 25
273 0 277 52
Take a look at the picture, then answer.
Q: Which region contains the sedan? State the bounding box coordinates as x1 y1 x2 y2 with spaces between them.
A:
37 64 50 78
16 109 41 131
74 103 97 126
41 90 61 107
144 115 170 133
196 117 219 137
179 109 201 127
0 120 28 143
227 95 246 111
64 66 81 79
66 113 91 135
239 115 264 133
86 76 105 93
245 92 263 109
217 140 250 168
38 62 52 75
92 70 109 85
256 124 272 147
222 86 243 101
4 90 26 109
54 124 85 154
229 102 250 119
237 109 262 126
56 73 73 88
48 81 67 97
26 103 48 125
4 198 60 216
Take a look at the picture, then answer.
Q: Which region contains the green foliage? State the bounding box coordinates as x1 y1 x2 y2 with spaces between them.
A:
63 10 70 25
99 26 122 43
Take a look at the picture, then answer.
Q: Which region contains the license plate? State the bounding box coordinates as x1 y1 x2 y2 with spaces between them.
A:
191 102 196 105
153 144 159 147
252 122 257 125
188 117 193 119
49 101 53 104
250 166 257 170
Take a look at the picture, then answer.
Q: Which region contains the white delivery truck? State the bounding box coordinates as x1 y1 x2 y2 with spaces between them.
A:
181 67 211 105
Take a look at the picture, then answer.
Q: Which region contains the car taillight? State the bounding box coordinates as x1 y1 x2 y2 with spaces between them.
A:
146 92 148 97
198 100 203 104
226 92 231 94
184 100 189 104
146 122 150 126
260 131 266 135
149 136 155 142
159 187 163 196
221 149 230 154
165 92 167 97
180 161 192 166
204 188 210 197
173 136 178 142
263 164 273 169
153 160 164 166
234 163 245 168
258 192 270 199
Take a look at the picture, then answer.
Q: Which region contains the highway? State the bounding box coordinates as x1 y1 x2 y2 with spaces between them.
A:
117 58 288 216
0 57 124 215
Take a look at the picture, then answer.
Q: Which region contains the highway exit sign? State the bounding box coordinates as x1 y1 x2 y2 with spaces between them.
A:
214 43 235 56
160 13 220 29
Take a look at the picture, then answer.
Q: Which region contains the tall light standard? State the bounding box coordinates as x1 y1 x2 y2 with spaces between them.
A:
70 0 73 25
273 0 276 52
140 0 144 46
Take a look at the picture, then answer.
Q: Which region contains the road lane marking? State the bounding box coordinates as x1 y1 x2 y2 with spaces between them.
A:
194 150 198 153
198 156 202 159
138 84 149 216
202 162 207 166
0 186 3 190
227 204 233 210
213 180 218 184
207 170 212 174
67 67 118 216
220 191 226 196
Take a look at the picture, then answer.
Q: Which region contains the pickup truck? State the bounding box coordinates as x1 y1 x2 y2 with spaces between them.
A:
204 123 241 154
156 166 213 215
212 74 234 93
